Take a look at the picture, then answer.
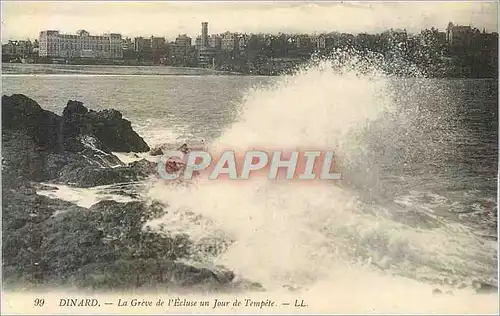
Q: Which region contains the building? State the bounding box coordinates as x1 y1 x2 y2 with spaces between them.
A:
295 34 311 48
195 36 203 51
38 30 59 57
237 34 248 52
317 35 326 50
134 37 152 53
3 41 16 55
39 30 123 59
174 35 192 51
324 35 338 49
151 36 166 50
221 32 237 51
150 36 167 62
172 34 192 58
201 22 209 48
166 34 195 66
310 35 320 49
208 35 222 50
122 37 133 51
302 34 326 51
198 46 215 68
446 22 472 47
2 40 34 57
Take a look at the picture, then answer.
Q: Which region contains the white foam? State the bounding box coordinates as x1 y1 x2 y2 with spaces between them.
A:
143 54 497 312
36 183 139 208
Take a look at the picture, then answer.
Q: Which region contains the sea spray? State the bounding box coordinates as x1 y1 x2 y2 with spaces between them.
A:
144 50 497 312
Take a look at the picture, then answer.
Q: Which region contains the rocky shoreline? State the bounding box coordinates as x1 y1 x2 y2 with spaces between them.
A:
1 94 262 292
2 94 497 296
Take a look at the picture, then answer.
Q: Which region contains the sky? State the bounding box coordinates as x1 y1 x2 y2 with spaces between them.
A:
1 1 498 42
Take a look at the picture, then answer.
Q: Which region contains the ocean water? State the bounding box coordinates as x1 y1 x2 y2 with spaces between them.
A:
2 61 498 313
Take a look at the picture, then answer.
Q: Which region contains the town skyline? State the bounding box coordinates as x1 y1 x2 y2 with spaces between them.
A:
2 1 498 43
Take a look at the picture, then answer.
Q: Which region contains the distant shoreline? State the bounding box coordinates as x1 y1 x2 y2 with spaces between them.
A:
1 63 246 76
1 62 497 79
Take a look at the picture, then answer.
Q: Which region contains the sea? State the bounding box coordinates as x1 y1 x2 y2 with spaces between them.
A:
2 61 498 313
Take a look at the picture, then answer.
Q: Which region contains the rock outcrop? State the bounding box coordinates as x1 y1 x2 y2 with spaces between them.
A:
2 94 152 187
62 99 150 153
1 94 262 292
2 94 149 154
56 158 156 188
1 189 246 290
150 145 165 156
2 94 61 151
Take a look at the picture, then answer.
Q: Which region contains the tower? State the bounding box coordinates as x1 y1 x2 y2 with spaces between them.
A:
201 22 209 48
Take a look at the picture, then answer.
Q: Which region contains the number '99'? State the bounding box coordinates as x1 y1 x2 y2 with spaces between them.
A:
34 298 45 307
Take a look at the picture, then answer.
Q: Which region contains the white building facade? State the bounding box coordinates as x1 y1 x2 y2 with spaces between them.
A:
39 30 123 59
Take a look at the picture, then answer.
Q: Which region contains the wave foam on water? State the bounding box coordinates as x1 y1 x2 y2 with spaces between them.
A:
141 52 497 312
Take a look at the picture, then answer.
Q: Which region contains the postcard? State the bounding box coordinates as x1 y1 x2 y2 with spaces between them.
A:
1 1 498 314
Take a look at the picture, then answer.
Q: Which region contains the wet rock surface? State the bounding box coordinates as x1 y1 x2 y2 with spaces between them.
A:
2 190 248 290
2 94 261 292
2 95 153 187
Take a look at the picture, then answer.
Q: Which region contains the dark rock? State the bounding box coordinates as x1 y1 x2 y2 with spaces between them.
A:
150 142 198 157
128 159 157 175
2 94 150 155
43 147 125 183
1 95 260 291
2 184 255 292
64 100 89 116
4 197 189 287
169 262 234 286
231 279 265 292
71 259 236 290
56 158 154 188
2 130 45 185
60 99 150 153
150 146 164 156
178 143 190 154
2 130 124 186
2 94 61 152
106 190 140 199
2 94 150 187
61 100 89 152
85 108 150 152
100 182 144 199
58 165 141 188
473 281 498 294
2 185 85 269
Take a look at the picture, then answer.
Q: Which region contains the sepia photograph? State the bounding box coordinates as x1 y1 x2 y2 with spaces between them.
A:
1 0 499 314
